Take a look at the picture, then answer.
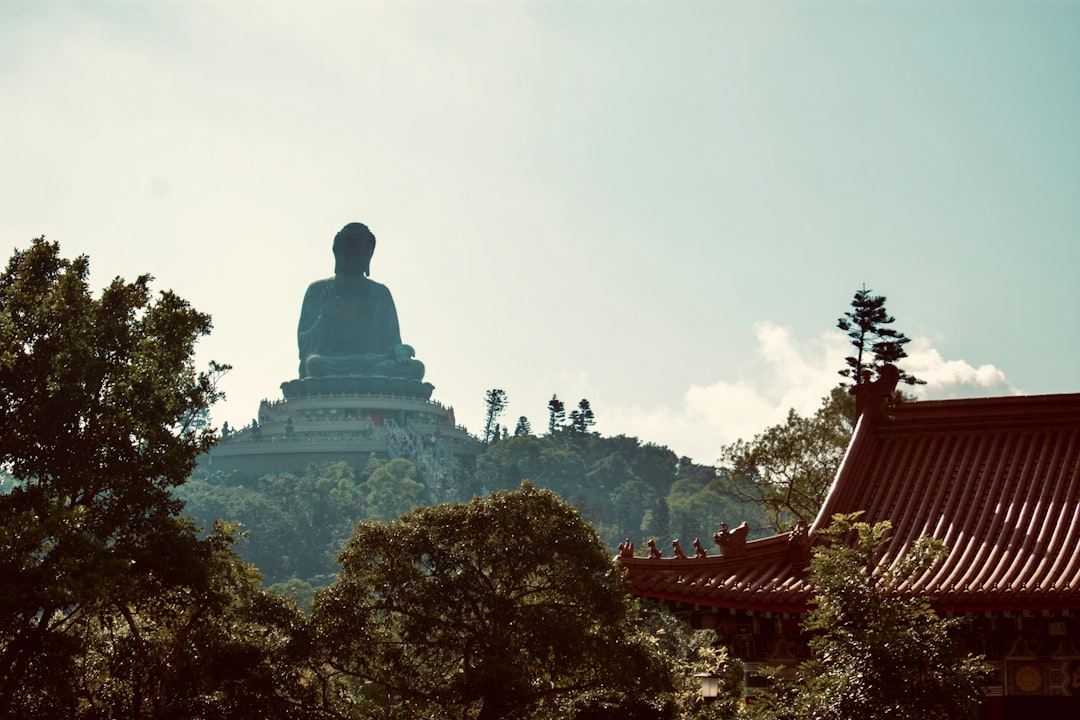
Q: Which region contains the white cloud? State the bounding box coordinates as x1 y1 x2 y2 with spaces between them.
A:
901 338 1020 399
606 322 847 463
605 323 1018 465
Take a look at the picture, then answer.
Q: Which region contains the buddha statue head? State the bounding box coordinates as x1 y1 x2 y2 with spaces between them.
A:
333 222 376 277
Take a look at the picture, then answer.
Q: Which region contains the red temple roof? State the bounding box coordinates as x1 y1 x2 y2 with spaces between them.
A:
620 390 1080 614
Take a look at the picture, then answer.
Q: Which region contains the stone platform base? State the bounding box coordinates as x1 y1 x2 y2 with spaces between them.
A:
281 376 434 400
201 384 476 480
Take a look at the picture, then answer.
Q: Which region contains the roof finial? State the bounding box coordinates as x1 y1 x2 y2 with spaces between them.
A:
713 521 749 558
850 364 901 421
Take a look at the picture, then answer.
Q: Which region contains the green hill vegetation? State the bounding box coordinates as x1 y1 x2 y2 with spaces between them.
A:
179 427 768 590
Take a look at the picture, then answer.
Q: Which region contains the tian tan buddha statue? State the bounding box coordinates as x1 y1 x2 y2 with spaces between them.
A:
293 222 427 391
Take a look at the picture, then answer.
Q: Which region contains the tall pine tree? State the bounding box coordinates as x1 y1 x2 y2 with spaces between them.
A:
837 286 924 387
482 389 508 444
568 398 596 435
547 394 566 436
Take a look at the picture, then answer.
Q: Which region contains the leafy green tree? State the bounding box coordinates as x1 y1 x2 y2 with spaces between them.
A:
837 285 924 387
0 239 220 712
471 426 760 554
472 434 587 500
182 461 380 585
473 434 546 494
640 496 670 543
0 239 315 718
482 388 508 444
361 457 424 521
534 446 589 506
582 437 682 505
178 479 302 583
665 625 745 720
472 428 752 554
566 601 744 720
583 452 637 511
666 475 757 551
267 578 317 613
753 514 990 720
76 521 318 720
719 388 854 531
571 435 671 489
609 477 653 544
513 414 532 436
297 461 372 574
311 482 677 720
634 444 680 494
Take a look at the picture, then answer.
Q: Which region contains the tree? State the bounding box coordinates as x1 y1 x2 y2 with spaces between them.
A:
837 285 924 387
639 497 670 551
361 457 424 522
753 514 990 720
470 434 589 506
547 393 566 435
649 607 744 720
568 397 596 435
177 478 303 583
482 388 508 444
513 415 532 436
73 520 319 720
181 460 384 585
310 482 677 720
0 239 316 717
665 474 758 552
609 477 653 542
719 388 854 531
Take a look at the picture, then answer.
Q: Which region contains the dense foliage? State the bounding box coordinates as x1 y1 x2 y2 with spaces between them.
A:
751 514 990 720
311 483 680 720
0 239 314 718
471 427 764 552
182 427 766 586
181 458 426 585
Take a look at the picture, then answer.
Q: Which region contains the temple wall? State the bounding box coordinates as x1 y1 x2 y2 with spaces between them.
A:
681 605 1080 715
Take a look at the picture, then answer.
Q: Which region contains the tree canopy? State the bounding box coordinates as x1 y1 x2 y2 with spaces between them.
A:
752 514 990 720
180 457 425 585
0 238 313 718
311 482 678 720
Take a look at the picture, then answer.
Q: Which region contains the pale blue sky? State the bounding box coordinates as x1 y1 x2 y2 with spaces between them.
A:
2 1 1077 463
